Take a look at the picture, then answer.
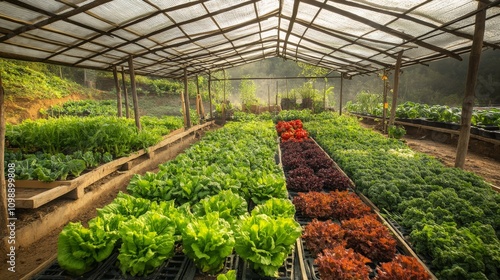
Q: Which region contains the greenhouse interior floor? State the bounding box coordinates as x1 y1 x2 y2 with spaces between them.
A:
2 121 499 280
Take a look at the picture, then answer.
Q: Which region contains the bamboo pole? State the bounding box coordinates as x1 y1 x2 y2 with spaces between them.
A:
389 51 403 126
455 1 487 168
268 83 271 111
121 66 130 119
323 78 327 111
183 68 191 128
0 72 8 245
113 66 122 117
382 69 388 133
276 80 279 106
339 75 343 115
208 72 213 119
128 56 141 130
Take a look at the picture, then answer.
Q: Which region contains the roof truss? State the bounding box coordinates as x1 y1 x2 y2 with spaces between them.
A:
0 0 499 78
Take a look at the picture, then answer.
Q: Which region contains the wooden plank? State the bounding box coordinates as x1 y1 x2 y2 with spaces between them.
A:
17 185 76 208
295 238 309 280
15 180 72 189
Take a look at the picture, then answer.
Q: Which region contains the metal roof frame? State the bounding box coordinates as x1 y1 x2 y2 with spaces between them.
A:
0 0 499 78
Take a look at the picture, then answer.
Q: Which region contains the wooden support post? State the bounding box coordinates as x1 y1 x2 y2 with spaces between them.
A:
323 78 327 111
339 75 343 115
0 72 8 244
128 56 141 130
183 68 191 128
389 51 404 126
455 1 487 168
208 72 213 119
113 66 122 117
121 66 130 119
276 80 279 106
222 70 226 123
382 69 388 133
268 83 271 111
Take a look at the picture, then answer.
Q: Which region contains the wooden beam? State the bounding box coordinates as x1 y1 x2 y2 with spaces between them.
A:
455 1 487 168
0 71 8 247
339 75 343 116
121 66 130 119
389 51 404 126
183 68 192 128
208 72 213 119
128 56 141 130
282 0 300 57
382 69 388 133
113 66 122 117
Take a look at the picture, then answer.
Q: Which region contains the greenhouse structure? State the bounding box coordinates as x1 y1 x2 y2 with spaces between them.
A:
1 1 500 280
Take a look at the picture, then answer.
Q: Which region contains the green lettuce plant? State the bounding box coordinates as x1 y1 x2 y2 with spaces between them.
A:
181 212 235 274
117 212 176 276
234 214 302 277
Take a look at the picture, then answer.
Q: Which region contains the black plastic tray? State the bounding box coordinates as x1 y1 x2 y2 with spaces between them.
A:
238 250 294 280
32 253 190 280
181 253 239 280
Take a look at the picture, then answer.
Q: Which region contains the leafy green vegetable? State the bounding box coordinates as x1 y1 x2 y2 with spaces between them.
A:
192 190 247 224
97 192 152 218
181 212 235 274
234 214 302 277
251 198 296 219
57 219 120 276
216 270 237 280
117 212 176 276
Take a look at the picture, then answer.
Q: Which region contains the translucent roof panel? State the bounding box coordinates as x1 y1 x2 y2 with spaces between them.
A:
0 0 499 78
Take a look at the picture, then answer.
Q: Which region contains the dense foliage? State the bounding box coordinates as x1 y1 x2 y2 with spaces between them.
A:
127 121 288 206
6 116 181 156
40 100 125 117
0 58 92 99
346 100 500 128
306 114 500 279
57 119 299 278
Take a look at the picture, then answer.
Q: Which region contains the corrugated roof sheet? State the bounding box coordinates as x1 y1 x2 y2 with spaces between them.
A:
0 0 499 78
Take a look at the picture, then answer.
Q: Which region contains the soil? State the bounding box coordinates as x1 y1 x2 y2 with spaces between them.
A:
1 119 499 280
4 93 92 124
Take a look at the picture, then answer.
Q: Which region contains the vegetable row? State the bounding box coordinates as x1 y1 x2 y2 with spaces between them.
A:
277 121 430 280
57 121 301 279
4 115 183 182
305 115 500 280
346 101 500 128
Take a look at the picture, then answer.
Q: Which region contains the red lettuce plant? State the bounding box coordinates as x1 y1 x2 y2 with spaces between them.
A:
330 190 372 220
375 255 431 280
286 167 323 191
302 219 345 256
293 192 334 219
315 244 371 280
341 215 397 262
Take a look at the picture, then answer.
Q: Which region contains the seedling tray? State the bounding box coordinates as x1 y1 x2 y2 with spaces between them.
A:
238 250 294 280
32 253 190 280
